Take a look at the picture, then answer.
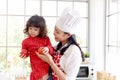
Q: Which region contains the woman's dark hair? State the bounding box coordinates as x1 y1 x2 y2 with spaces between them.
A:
24 15 47 38
55 34 85 62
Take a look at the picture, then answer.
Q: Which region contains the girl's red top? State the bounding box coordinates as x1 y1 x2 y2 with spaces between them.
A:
20 36 54 80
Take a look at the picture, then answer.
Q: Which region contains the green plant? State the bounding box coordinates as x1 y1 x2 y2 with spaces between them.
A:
84 52 90 58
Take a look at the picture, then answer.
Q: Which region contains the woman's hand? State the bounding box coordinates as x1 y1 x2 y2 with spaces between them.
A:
36 52 66 80
40 47 49 53
36 51 53 64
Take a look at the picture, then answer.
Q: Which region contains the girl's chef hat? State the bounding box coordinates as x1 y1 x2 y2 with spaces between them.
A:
56 8 81 34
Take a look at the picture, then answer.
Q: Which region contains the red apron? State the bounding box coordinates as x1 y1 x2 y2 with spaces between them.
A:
52 52 64 80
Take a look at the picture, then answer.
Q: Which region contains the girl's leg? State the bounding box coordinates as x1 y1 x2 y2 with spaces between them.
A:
48 72 53 80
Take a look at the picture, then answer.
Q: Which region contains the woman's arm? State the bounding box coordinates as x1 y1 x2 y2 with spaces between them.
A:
36 52 66 80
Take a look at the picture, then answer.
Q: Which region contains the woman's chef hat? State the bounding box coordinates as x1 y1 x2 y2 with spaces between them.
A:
56 8 81 34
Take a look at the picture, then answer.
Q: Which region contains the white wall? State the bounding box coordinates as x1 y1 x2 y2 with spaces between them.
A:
88 0 106 71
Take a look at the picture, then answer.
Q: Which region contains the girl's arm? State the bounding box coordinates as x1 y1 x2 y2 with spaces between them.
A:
45 37 54 55
36 52 66 80
20 49 29 58
20 40 29 58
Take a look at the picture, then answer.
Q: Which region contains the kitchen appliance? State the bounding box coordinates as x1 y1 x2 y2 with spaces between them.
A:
76 64 95 80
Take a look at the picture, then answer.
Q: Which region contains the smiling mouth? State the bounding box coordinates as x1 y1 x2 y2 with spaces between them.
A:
55 38 59 41
31 34 36 37
30 34 35 35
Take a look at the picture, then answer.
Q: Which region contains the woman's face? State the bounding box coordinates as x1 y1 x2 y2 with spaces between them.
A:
28 26 40 37
53 26 70 43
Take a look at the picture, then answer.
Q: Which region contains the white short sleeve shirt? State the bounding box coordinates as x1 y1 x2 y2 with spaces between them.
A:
60 45 82 80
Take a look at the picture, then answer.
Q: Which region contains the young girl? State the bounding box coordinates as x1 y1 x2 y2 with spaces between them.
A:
19 15 54 80
36 8 85 80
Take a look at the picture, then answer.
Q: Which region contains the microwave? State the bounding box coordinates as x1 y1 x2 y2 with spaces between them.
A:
76 64 95 80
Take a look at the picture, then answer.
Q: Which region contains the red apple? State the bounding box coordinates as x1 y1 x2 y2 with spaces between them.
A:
38 48 44 55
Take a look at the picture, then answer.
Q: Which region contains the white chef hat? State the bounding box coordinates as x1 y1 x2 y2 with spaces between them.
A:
56 8 81 34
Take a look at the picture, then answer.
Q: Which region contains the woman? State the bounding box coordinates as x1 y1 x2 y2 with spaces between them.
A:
36 8 85 80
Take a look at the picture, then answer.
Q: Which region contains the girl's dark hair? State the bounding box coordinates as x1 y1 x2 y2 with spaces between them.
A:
55 34 85 61
24 15 47 38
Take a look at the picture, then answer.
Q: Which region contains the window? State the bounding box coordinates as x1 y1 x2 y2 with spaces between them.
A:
0 0 88 79
106 0 120 79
